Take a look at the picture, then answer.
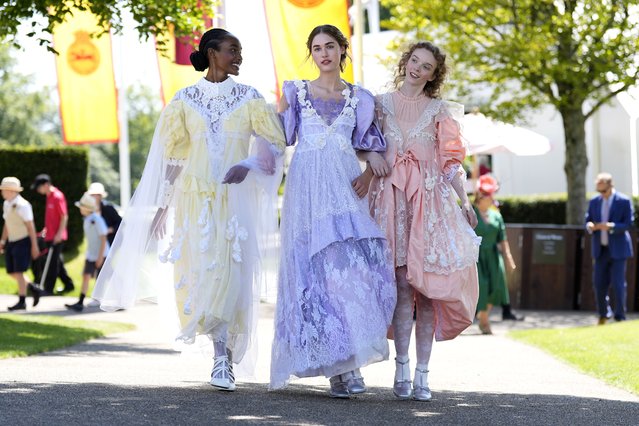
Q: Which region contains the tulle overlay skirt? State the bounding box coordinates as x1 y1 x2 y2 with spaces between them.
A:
165 175 267 363
270 146 396 389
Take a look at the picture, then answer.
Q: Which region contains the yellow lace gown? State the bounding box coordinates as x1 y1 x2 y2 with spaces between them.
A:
94 77 285 363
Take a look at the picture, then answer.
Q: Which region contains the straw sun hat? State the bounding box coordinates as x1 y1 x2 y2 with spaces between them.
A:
87 182 108 198
75 192 98 212
0 177 24 192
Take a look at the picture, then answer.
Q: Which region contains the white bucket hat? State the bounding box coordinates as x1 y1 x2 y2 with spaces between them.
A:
75 192 98 212
87 182 108 198
0 177 24 192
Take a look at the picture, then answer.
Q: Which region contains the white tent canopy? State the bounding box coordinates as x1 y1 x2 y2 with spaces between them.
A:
460 112 552 156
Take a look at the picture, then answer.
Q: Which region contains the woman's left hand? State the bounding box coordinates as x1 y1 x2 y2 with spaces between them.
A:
462 202 478 228
223 165 250 184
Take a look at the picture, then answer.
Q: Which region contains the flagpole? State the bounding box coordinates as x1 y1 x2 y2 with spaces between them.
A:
353 0 364 85
117 32 131 210
117 89 130 210
215 0 226 27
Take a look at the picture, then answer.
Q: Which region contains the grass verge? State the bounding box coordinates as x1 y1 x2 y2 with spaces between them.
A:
0 314 134 359
509 320 639 395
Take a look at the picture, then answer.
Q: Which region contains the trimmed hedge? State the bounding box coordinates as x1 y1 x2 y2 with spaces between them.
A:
497 194 639 226
0 147 89 253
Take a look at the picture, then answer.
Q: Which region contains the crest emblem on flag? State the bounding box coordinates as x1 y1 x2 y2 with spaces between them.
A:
67 31 101 75
287 0 325 7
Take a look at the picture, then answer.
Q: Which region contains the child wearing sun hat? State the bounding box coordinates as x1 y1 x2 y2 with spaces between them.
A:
64 192 110 312
1 177 41 310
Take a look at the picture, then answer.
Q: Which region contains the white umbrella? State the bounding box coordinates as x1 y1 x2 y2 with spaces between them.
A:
460 113 551 156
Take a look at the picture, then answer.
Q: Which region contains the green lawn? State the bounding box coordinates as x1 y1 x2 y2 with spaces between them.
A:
510 320 639 395
0 239 91 297
0 314 134 359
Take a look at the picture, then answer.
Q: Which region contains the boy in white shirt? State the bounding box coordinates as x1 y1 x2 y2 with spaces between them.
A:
65 192 109 312
0 177 40 310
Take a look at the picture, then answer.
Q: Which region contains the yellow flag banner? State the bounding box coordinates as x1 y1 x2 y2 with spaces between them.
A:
263 0 353 96
156 28 203 106
53 10 119 144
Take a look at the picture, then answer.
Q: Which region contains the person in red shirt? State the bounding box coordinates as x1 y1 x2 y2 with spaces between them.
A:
31 174 75 294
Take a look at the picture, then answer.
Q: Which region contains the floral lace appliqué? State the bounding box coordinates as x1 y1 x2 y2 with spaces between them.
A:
226 215 248 263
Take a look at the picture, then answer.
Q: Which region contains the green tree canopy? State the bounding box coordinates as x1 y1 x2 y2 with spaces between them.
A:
0 45 62 146
383 0 639 224
90 84 161 202
0 0 215 52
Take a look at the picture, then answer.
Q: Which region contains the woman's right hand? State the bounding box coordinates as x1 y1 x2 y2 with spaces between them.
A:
150 207 169 240
352 167 374 199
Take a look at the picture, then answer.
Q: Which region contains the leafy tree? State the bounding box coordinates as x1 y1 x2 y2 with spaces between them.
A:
90 84 161 202
0 44 62 147
0 0 215 52
383 0 639 224
125 85 161 191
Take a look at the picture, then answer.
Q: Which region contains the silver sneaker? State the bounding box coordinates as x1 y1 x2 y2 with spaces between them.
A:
393 358 412 399
413 367 432 401
210 355 236 391
329 375 350 399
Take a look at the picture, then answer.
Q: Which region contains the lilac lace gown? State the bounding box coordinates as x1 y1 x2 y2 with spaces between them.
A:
270 80 396 389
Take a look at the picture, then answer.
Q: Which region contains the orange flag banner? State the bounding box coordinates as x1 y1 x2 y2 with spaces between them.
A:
53 9 119 144
156 28 203 106
263 0 353 96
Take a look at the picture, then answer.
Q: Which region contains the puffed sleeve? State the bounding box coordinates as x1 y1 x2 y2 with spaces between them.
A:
353 86 386 152
160 99 189 162
249 96 286 153
436 102 466 181
236 93 286 176
280 80 299 146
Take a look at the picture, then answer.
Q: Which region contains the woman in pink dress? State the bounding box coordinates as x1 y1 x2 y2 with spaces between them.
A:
367 41 480 401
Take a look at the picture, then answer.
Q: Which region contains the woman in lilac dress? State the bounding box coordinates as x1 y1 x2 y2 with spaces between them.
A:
270 25 396 398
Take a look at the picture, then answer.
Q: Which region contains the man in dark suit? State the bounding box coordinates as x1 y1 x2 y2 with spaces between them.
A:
585 173 634 325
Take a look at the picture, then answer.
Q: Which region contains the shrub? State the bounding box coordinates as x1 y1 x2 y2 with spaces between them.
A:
497 194 639 226
0 147 89 253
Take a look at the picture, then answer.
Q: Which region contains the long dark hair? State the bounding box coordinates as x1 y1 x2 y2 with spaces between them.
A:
394 41 448 98
189 28 236 72
306 24 350 72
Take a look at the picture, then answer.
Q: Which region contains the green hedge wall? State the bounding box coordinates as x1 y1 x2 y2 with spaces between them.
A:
0 147 89 253
497 194 639 226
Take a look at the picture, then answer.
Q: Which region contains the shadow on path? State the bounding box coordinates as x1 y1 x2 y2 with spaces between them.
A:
1 382 637 425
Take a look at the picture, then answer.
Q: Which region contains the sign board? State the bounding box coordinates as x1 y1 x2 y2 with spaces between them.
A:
532 231 566 265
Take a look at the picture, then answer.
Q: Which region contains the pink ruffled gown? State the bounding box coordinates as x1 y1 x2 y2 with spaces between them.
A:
369 91 480 341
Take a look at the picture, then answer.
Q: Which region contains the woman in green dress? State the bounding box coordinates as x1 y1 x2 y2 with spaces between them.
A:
472 175 516 334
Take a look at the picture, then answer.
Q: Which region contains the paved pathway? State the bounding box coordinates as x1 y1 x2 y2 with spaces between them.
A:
1 294 638 425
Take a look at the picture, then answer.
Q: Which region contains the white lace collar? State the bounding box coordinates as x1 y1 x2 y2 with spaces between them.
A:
196 77 237 101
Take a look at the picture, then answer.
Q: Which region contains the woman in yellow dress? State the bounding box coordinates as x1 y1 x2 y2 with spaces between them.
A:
93 28 286 391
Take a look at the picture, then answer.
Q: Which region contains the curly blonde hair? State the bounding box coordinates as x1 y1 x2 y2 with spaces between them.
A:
393 41 448 98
